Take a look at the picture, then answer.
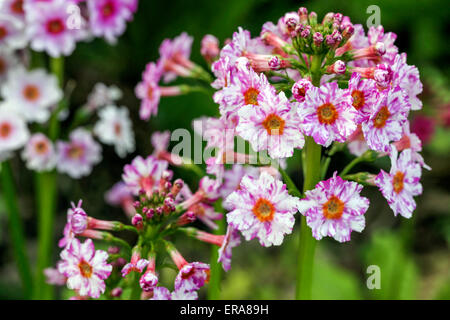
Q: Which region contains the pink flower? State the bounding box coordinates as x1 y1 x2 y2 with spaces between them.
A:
220 164 260 200
367 26 398 64
192 115 236 152
56 128 102 179
58 200 88 248
150 287 198 300
44 266 67 286
21 133 57 172
347 72 379 124
158 32 194 83
0 14 27 50
224 172 299 247
201 34 219 63
122 155 169 196
375 148 422 218
346 125 369 157
1 67 62 123
298 81 357 147
25 0 87 57
58 238 112 298
236 90 305 158
393 122 430 170
218 226 241 272
175 262 210 292
87 0 135 44
391 53 423 111
0 0 26 21
121 251 149 277
361 87 409 152
298 172 369 242
291 79 313 103
0 108 29 154
84 82 123 112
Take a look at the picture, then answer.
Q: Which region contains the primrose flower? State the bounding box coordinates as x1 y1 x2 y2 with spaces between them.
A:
84 82 123 112
21 133 57 172
298 172 369 242
122 155 169 196
298 81 357 147
225 172 299 247
0 108 29 154
0 14 27 50
375 148 422 218
1 67 62 123
367 26 398 64
158 32 194 83
58 238 112 299
291 79 313 103
151 287 198 300
391 53 423 111
56 128 102 179
121 251 149 277
361 86 409 152
218 226 241 272
236 90 305 158
347 72 379 123
220 27 266 65
25 0 87 57
94 105 135 158
393 122 430 170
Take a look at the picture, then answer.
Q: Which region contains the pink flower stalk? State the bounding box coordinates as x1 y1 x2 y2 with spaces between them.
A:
218 226 241 271
201 34 219 63
122 155 169 196
326 60 346 74
347 72 379 123
375 148 422 218
291 78 313 103
56 128 102 179
26 0 87 57
194 230 225 247
361 87 409 152
58 238 112 298
87 0 136 44
105 182 135 218
297 81 357 147
224 172 300 247
298 172 369 242
21 133 57 172
121 251 149 277
151 287 198 300
1 67 63 123
0 108 29 154
350 42 385 62
244 52 291 72
236 90 305 158
158 32 194 83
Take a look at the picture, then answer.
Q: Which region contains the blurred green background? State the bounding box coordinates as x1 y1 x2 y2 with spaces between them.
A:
0 0 449 299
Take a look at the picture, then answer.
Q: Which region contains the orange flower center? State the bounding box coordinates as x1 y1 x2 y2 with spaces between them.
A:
393 171 404 194
373 106 390 128
35 141 49 154
323 195 345 220
147 86 153 100
317 103 338 125
0 123 12 138
114 123 122 136
351 90 365 110
262 114 285 135
46 19 65 34
102 2 115 17
78 260 93 278
68 145 84 159
23 85 40 102
252 198 275 222
11 0 24 15
0 26 8 40
243 87 259 106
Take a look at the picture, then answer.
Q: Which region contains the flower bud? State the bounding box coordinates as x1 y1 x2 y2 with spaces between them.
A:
111 287 123 297
132 214 143 229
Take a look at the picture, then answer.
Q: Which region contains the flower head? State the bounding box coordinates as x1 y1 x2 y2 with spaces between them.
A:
0 108 29 154
174 262 210 292
298 172 369 242
58 238 112 298
225 172 299 247
21 133 57 172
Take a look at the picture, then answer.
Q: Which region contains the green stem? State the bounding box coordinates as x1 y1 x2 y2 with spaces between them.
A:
296 136 321 300
33 171 57 300
207 215 226 300
0 162 33 298
340 157 363 177
49 57 64 140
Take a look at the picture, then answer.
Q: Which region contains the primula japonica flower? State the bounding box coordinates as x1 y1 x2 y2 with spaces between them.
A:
298 81 357 147
122 155 169 196
225 172 300 247
87 0 136 44
1 67 62 123
219 27 267 65
361 86 409 152
158 32 194 83
59 200 88 248
56 128 102 179
347 72 379 123
21 133 57 172
84 82 123 112
346 125 369 157
393 122 430 170
0 0 25 21
211 55 235 90
0 14 27 49
151 287 198 300
220 164 260 200
94 105 135 158
218 226 241 272
367 26 398 64
237 90 305 158
201 34 219 63
0 108 29 155
44 266 67 286
391 53 423 111
291 78 313 103
121 251 149 277
58 238 112 299
25 0 87 57
375 148 422 218
139 255 158 292
298 172 369 242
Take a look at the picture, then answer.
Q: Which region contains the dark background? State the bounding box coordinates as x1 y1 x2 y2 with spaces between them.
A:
0 0 449 299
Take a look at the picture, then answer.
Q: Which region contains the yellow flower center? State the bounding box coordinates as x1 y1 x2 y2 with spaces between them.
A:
393 171 404 194
351 90 365 110
252 198 275 222
262 114 285 135
323 195 345 219
243 87 259 106
373 106 390 128
317 103 338 125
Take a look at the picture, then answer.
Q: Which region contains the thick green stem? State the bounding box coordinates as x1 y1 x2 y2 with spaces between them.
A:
296 137 322 300
207 216 226 300
33 171 57 300
0 162 33 298
49 57 64 140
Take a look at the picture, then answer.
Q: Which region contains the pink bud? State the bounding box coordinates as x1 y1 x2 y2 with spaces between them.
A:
132 214 143 228
111 287 123 297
